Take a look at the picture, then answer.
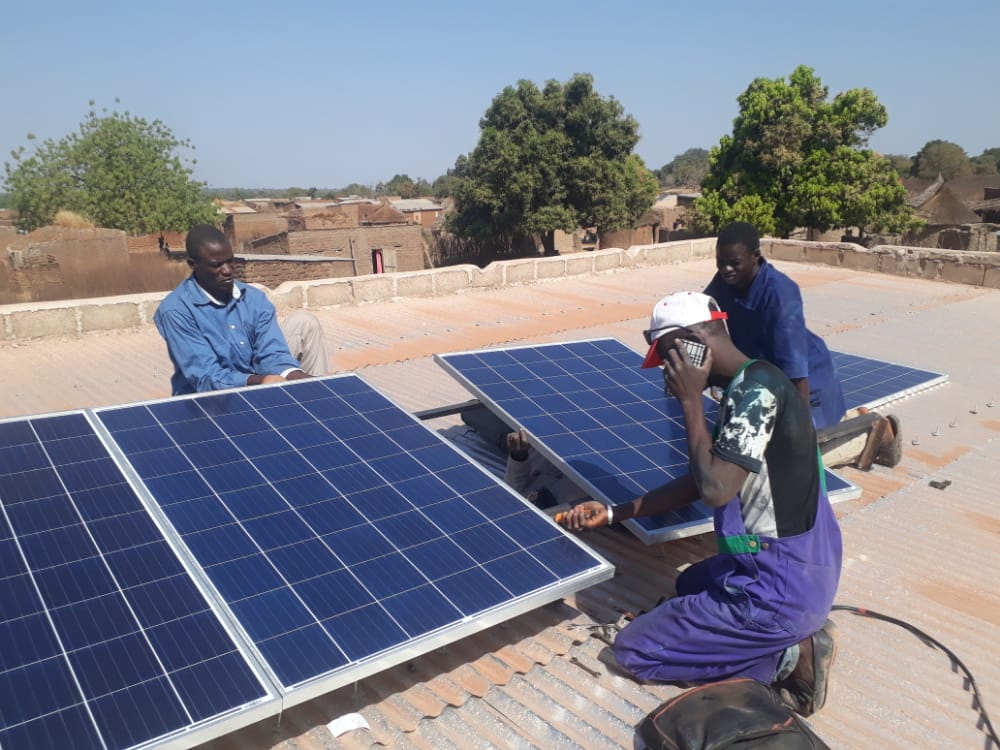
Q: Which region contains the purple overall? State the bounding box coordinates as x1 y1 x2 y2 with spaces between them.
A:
614 475 842 684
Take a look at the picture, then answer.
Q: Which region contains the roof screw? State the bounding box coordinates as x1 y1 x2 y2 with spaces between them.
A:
911 434 921 446
949 417 958 428
988 399 995 408
970 406 978 414
931 425 941 437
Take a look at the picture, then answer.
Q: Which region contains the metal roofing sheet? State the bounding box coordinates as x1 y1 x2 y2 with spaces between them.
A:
0 259 997 749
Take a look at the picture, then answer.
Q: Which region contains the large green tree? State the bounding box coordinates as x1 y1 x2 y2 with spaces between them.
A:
4 102 216 234
691 66 917 237
449 74 658 254
884 153 913 176
656 148 710 187
377 174 433 199
972 148 1000 175
910 140 973 180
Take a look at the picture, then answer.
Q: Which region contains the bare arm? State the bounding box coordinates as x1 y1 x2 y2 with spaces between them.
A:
664 345 749 507
558 474 701 531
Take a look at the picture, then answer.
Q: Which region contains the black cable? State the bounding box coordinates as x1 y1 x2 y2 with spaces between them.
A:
831 604 998 747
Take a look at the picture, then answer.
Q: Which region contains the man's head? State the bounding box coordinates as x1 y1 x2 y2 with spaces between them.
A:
716 221 762 292
642 291 728 369
186 224 235 301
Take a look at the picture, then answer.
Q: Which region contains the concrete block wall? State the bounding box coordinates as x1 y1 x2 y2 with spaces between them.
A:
765 239 1000 287
237 256 357 286
284 225 426 273
5 235 1000 342
246 232 289 255
226 213 289 250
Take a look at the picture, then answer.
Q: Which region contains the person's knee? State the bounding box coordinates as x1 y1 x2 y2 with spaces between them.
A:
281 311 329 376
613 623 665 681
284 310 322 333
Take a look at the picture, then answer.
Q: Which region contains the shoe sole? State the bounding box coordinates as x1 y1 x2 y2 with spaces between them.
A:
810 619 838 714
857 416 889 471
875 414 903 468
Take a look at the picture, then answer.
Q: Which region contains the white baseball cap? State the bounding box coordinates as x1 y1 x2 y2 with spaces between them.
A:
641 292 728 368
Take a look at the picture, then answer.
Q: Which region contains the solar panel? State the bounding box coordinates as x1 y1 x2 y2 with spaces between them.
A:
0 412 273 750
831 350 947 410
95 375 612 703
436 338 861 545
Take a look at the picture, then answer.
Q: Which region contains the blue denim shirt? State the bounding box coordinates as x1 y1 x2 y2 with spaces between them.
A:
154 276 300 395
705 259 846 429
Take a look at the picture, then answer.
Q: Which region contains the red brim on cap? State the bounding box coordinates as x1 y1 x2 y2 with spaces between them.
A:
641 341 663 369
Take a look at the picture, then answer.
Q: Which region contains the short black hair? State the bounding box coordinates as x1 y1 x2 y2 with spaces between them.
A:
185 224 226 261
717 221 760 254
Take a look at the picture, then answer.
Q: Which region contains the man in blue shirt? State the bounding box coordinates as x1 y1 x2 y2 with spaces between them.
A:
154 224 329 395
704 222 847 430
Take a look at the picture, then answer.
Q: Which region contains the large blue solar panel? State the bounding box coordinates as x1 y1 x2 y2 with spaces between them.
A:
436 339 861 544
95 375 611 698
0 412 272 750
831 350 947 410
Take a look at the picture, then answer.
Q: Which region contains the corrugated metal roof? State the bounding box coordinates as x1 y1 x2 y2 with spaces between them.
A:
0 259 997 749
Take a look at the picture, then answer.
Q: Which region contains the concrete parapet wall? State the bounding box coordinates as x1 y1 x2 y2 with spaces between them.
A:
764 239 1000 287
2 237 998 342
0 293 162 340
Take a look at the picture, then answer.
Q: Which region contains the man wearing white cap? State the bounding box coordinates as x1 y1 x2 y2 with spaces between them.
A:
560 291 842 717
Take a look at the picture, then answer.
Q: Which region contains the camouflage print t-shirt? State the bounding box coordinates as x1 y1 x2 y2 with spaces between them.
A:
711 360 820 538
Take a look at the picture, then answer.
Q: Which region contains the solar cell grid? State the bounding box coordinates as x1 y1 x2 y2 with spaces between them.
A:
831 350 947 409
97 374 611 695
0 412 271 750
437 339 865 544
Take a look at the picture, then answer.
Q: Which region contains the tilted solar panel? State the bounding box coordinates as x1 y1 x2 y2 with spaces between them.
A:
95 375 612 703
0 412 273 750
830 350 947 410
436 338 862 544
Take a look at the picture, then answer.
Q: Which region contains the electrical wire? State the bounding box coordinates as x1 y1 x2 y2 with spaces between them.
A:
831 604 998 747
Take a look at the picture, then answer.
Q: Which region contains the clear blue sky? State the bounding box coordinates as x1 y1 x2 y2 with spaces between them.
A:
3 0 997 190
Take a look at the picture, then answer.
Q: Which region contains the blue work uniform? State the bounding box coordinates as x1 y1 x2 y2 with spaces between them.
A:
614 360 843 684
705 259 846 429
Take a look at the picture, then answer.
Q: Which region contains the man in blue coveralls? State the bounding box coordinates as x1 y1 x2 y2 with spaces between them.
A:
560 291 842 717
704 221 846 431
704 221 901 469
155 224 329 395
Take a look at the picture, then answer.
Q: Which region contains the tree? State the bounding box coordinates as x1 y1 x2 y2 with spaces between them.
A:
335 183 374 198
911 140 973 180
972 147 1000 175
378 174 413 197
884 153 912 176
431 157 468 198
4 102 217 234
448 74 658 255
377 174 433 199
656 148 710 187
690 66 917 237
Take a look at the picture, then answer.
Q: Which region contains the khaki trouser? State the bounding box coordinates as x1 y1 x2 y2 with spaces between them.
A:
279 311 330 376
818 410 876 468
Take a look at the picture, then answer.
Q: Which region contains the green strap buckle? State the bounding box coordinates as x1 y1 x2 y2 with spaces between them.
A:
717 534 761 555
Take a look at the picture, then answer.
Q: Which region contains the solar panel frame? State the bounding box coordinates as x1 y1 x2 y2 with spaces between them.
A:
436 338 863 545
0 409 277 750
94 374 613 709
